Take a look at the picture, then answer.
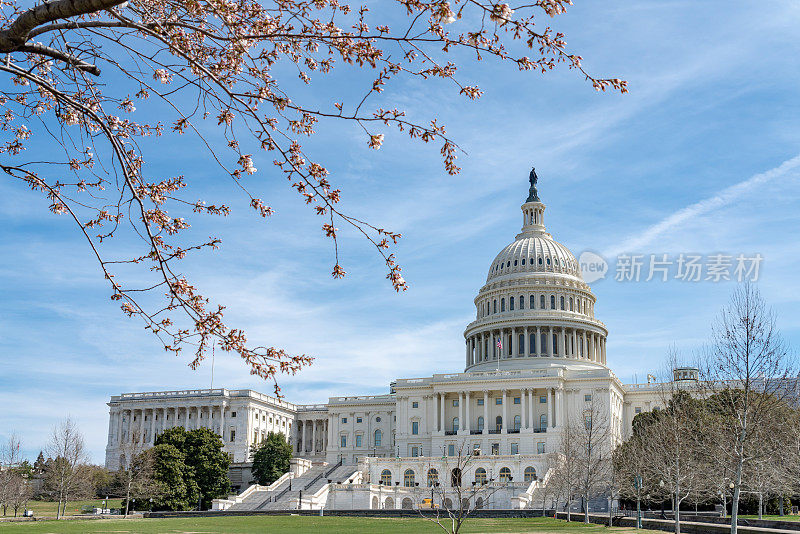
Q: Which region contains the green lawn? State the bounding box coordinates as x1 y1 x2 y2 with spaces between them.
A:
4 499 124 517
0 515 638 533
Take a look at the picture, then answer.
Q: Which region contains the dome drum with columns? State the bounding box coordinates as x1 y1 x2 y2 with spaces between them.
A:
463 183 607 372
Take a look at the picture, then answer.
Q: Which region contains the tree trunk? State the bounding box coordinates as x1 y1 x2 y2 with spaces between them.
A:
757 493 763 520
730 450 744 534
780 494 784 516
584 492 590 524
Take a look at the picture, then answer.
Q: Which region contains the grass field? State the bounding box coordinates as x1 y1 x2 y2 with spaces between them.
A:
0 515 639 533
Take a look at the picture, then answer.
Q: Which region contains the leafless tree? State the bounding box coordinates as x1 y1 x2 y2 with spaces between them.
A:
571 396 611 524
417 442 503 534
115 430 161 516
0 433 23 516
6 471 34 517
613 432 650 527
43 417 92 519
552 418 580 521
740 405 793 520
0 0 625 393
641 396 706 534
700 283 797 534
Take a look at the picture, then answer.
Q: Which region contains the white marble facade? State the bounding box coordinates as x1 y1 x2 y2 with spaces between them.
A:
105 183 675 496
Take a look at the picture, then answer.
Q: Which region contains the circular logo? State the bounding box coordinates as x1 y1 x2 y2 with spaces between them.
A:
579 251 608 283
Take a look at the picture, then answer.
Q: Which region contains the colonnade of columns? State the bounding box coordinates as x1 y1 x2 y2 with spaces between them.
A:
111 404 228 447
465 327 606 367
433 387 563 434
297 419 328 454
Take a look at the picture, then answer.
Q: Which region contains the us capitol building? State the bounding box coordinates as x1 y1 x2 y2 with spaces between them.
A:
104 172 690 510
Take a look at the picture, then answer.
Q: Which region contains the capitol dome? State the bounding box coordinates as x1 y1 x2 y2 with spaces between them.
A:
463 170 608 372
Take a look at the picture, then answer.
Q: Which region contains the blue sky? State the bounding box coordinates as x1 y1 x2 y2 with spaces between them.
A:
2 0 800 463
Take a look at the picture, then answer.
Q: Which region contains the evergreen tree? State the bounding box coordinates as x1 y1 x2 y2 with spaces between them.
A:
153 427 230 510
33 451 45 474
251 432 292 485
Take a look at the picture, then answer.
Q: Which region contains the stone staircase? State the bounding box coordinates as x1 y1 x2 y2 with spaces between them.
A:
227 461 360 511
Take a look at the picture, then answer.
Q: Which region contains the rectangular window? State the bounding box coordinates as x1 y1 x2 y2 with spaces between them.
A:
495 398 502 405
511 443 519 455
477 398 484 406
412 446 420 457
412 421 419 435
513 397 521 405
412 401 419 408
356 435 362 447
341 435 347 447
491 443 499 455
539 396 547 403
231 412 237 418
448 444 455 456
537 442 545 454
342 417 348 424
452 399 459 407
230 429 236 442
584 394 592 402
356 417 363 423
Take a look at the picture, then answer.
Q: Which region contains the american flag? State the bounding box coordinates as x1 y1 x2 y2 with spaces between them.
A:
496 339 502 350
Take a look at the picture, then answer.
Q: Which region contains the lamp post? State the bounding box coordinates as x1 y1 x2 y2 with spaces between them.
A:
634 475 642 529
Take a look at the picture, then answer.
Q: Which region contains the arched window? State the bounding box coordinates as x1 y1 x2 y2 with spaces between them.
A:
500 298 505 312
552 333 558 355
546 257 551 266
452 417 459 432
495 415 503 431
538 257 543 265
529 333 536 355
518 334 524 355
381 469 392 485
539 414 547 431
499 467 512 482
550 295 555 309
513 259 518 266
524 467 537 482
476 497 484 508
474 467 487 484
519 295 524 310
509 296 514 310
427 468 439 487
493 300 497 313
374 429 382 447
477 416 484 431
514 415 521 431
569 297 574 311
521 258 526 265
451 468 462 487
371 496 379 509
560 296 565 310
404 469 416 487
506 261 510 268
402 497 413 509
540 295 545 309
385 497 394 509
540 332 547 354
